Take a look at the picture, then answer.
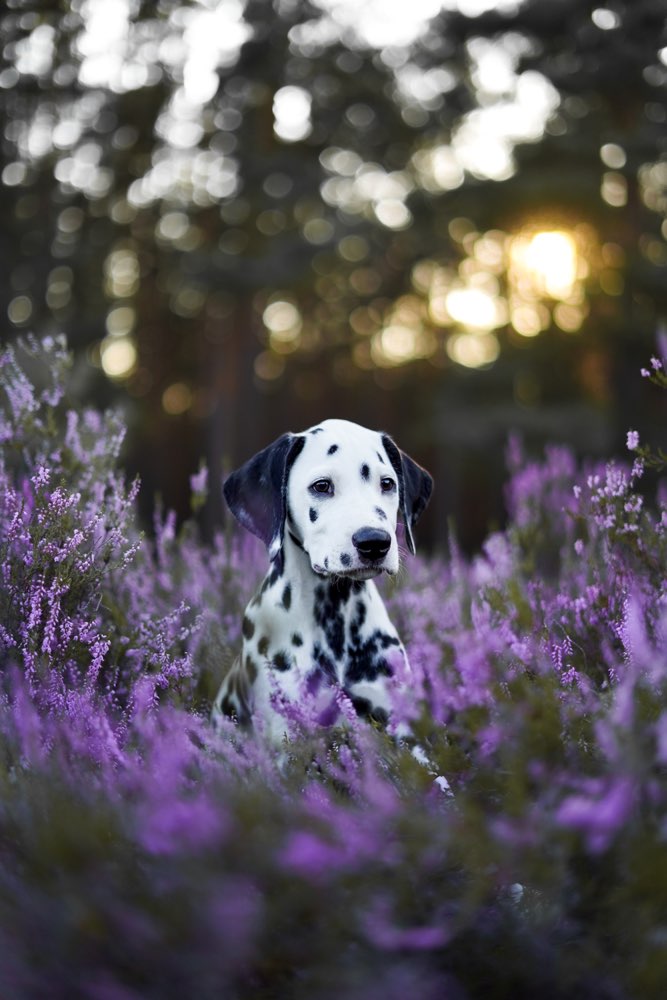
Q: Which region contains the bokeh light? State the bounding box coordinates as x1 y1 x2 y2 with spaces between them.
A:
162 381 193 415
263 300 303 352
446 331 500 368
100 335 137 380
273 87 312 143
445 287 504 331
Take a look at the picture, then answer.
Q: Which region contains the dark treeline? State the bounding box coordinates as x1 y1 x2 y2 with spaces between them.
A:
1 0 665 550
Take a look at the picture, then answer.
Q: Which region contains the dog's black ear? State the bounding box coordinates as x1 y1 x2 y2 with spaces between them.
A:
223 434 306 560
381 434 433 555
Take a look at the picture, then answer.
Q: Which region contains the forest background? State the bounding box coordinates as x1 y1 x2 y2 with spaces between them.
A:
2 0 666 549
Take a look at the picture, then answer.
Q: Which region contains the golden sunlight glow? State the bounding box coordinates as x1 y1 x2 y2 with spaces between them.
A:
445 286 504 330
397 223 600 366
269 220 601 373
505 226 594 336
511 230 579 299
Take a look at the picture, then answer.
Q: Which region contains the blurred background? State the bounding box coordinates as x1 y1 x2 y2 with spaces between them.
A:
1 0 666 552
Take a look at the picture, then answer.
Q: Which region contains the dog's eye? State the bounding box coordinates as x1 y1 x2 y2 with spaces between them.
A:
310 478 334 496
380 477 396 493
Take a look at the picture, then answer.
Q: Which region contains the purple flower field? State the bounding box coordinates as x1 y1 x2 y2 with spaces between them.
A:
1 336 666 999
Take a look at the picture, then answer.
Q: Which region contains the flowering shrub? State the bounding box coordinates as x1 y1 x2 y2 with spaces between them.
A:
0 335 666 999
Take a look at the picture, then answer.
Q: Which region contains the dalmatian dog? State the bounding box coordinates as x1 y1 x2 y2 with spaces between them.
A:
212 418 433 744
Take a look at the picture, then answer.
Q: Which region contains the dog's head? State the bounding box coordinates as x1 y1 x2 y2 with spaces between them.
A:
223 419 433 579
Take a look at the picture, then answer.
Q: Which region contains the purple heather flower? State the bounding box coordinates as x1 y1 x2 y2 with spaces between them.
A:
190 465 208 496
3 332 667 996
280 830 348 881
363 898 450 951
556 777 636 853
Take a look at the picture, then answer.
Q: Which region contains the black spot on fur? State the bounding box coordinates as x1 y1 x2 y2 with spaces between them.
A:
220 668 252 727
221 695 250 726
312 642 338 685
328 444 339 455
381 634 400 649
349 599 368 648
310 427 324 434
288 530 305 550
377 452 386 465
314 580 354 660
347 694 389 727
242 615 255 640
361 463 370 481
351 633 380 677
292 632 303 647
261 560 283 593
324 557 329 569
272 650 291 671
257 636 269 656
375 507 388 521
353 599 367 632
309 507 318 523
344 623 398 685
245 655 258 684
340 552 351 567
282 583 292 610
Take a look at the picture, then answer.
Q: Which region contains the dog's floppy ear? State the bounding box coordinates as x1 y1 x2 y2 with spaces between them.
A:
381 434 433 555
223 433 305 560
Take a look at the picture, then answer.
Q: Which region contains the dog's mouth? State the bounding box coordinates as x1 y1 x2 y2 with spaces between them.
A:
312 563 394 581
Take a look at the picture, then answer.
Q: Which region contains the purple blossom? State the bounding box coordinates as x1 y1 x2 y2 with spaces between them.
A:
363 898 451 951
280 829 350 880
556 777 636 853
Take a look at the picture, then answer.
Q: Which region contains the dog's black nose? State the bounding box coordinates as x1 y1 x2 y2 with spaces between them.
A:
352 527 392 562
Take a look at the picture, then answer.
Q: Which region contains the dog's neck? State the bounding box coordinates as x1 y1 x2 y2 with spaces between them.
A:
273 531 377 605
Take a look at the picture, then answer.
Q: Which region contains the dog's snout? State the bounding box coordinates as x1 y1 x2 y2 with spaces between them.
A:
352 527 392 562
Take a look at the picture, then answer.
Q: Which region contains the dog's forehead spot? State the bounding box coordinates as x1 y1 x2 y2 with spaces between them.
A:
360 463 370 481
327 444 338 455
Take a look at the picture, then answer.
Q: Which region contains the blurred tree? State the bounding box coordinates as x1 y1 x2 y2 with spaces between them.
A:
1 0 665 548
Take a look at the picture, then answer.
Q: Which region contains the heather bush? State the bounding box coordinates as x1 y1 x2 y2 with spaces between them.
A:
0 336 666 999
